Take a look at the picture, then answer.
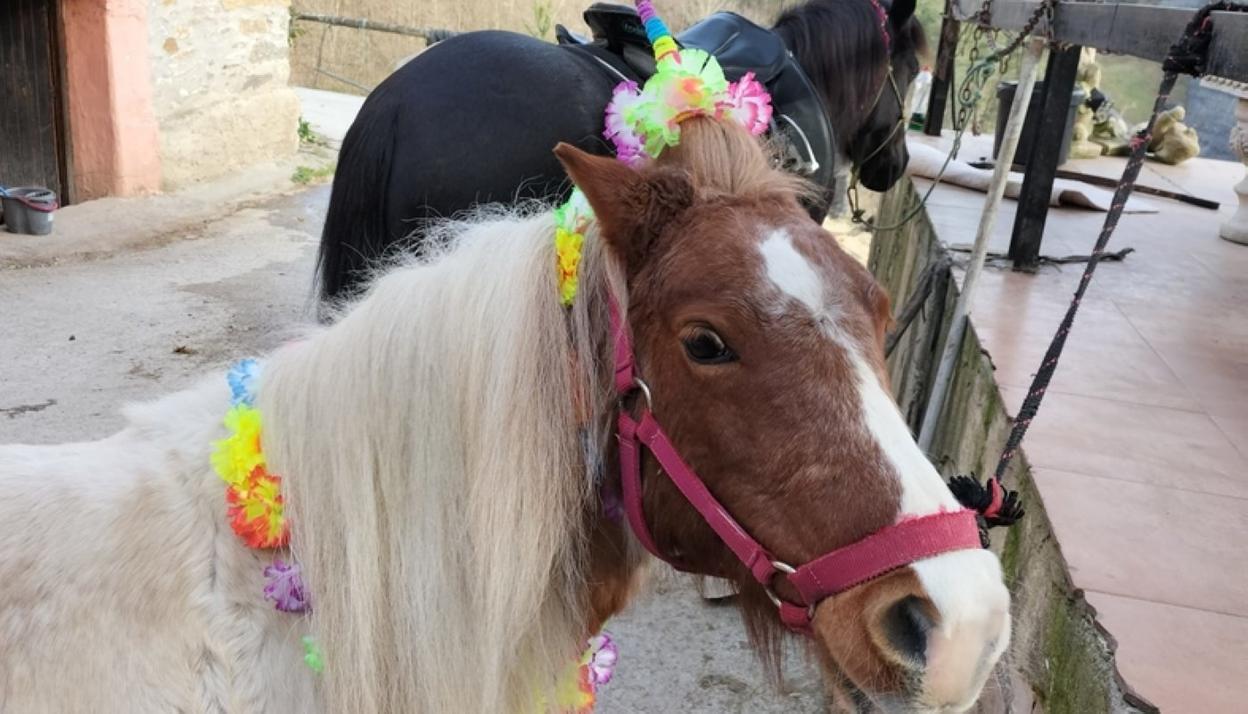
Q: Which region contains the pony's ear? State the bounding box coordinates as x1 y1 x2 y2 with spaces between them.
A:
554 143 693 275
888 0 915 27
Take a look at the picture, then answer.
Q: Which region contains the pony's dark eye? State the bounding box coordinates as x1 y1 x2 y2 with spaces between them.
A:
682 328 736 365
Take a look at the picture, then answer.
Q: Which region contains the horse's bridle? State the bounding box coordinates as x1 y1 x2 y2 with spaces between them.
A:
852 67 908 170
608 299 981 634
846 0 910 219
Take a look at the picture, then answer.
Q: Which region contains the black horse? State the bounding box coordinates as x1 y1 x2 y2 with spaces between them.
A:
317 0 924 302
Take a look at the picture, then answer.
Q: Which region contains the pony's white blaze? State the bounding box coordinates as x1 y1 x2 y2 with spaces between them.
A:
912 550 1011 710
757 227 961 519
847 315 1010 708
848 352 959 517
759 228 824 314
758 228 850 343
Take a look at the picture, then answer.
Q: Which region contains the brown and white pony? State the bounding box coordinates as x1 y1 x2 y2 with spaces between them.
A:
0 118 1008 713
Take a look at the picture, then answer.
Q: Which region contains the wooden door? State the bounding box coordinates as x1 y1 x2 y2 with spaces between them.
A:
0 0 69 201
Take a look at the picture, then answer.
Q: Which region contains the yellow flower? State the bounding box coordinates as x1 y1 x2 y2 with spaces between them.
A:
555 226 585 307
212 405 265 487
531 659 595 714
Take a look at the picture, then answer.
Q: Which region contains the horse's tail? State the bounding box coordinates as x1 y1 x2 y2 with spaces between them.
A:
315 97 397 307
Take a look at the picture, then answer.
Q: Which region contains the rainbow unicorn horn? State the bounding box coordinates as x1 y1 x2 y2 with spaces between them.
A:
636 0 680 62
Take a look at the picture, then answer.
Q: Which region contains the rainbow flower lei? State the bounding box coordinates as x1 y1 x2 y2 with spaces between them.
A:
210 360 617 693
538 632 619 713
212 359 289 549
555 0 773 305
212 361 319 671
604 51 771 166
554 189 594 307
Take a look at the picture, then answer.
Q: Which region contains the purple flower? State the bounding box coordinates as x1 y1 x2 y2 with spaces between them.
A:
601 487 624 522
604 80 648 166
263 559 310 613
585 631 618 689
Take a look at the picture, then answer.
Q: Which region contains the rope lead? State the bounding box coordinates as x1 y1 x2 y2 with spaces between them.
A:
947 1 1248 541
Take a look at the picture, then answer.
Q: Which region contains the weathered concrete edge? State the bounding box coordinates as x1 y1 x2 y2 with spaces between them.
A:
867 180 1158 714
0 147 335 271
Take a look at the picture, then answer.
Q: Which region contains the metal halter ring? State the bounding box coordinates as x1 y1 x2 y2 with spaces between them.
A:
764 560 811 618
623 376 654 413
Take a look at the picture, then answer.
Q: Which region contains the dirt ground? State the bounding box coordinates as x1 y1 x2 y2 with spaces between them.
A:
0 183 828 712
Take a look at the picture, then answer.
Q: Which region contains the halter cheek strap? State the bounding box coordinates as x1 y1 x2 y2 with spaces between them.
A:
609 298 981 634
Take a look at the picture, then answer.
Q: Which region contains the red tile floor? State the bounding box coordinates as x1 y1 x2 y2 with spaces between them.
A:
909 132 1247 713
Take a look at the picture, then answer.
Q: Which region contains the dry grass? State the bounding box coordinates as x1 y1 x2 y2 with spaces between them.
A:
289 0 796 94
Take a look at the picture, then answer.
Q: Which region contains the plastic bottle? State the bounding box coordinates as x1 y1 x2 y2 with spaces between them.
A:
908 67 933 130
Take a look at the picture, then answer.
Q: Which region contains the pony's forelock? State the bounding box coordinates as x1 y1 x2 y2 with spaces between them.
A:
659 117 816 204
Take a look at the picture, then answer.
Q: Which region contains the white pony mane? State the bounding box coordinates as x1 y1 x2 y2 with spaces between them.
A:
259 208 623 712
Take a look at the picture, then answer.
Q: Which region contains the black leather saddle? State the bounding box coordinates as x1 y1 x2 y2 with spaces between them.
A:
557 4 837 220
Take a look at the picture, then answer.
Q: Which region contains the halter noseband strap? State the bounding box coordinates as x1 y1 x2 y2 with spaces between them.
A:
609 298 981 634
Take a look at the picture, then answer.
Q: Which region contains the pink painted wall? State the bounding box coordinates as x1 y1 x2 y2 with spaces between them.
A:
62 0 162 199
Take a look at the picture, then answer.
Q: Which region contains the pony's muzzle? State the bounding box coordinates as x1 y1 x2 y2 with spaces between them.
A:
810 552 1011 713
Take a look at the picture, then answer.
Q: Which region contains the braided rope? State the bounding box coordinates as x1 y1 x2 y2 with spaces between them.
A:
985 1 1248 497
938 2 1248 535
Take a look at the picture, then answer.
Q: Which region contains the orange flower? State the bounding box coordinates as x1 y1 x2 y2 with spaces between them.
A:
226 466 290 549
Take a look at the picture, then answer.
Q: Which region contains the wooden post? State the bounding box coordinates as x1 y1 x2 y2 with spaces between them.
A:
924 1 960 136
1007 44 1082 270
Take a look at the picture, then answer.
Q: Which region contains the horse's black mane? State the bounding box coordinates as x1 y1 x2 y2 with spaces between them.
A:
773 0 926 133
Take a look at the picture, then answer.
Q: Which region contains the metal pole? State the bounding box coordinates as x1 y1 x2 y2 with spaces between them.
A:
312 67 373 94
291 12 444 40
917 38 1046 454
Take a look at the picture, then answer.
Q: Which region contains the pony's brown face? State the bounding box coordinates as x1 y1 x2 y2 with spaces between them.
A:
556 136 1008 713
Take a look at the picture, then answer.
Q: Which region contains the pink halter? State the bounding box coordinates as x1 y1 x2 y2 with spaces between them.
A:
609 299 980 634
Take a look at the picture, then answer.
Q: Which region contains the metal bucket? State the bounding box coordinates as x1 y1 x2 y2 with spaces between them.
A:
1 187 59 235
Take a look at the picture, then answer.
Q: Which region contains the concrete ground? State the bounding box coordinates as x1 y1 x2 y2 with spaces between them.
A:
0 178 827 712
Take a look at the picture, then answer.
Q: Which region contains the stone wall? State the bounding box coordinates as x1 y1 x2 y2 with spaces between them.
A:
147 0 301 189
287 0 786 95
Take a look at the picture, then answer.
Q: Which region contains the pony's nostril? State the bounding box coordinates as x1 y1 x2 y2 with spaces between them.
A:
881 595 935 665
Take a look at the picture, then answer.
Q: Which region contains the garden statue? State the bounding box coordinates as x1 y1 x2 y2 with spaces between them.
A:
1144 105 1201 165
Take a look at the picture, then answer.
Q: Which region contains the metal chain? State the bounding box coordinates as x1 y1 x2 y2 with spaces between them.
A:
955 0 1055 134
